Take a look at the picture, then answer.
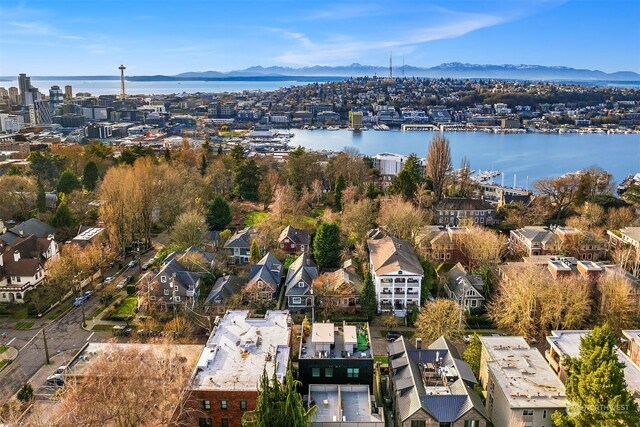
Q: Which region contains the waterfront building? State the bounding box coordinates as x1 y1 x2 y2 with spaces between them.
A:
64 85 73 100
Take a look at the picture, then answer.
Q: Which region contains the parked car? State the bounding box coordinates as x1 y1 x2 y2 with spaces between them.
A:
103 276 115 284
112 325 133 336
74 294 90 306
46 374 65 387
141 261 151 271
55 365 68 375
386 332 402 342
84 290 94 298
127 259 138 268
115 279 128 289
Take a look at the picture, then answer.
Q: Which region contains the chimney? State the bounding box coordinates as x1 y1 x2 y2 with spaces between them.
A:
13 251 20 262
416 338 423 350
19 230 24 237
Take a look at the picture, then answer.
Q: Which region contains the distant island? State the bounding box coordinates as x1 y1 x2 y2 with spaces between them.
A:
2 62 639 83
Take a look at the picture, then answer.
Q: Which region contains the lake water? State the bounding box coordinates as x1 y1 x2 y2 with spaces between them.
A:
289 129 640 186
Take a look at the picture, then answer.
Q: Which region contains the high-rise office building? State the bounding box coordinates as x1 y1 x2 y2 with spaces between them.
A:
64 85 73 100
49 85 64 111
8 87 19 105
0 87 7 98
18 73 31 105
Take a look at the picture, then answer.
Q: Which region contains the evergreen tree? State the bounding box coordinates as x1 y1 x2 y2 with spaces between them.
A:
56 169 82 195
206 195 232 231
249 240 261 264
553 324 640 427
360 272 377 320
6 165 22 176
463 333 482 378
17 383 33 402
390 153 422 201
51 196 74 228
217 144 223 155
333 174 346 212
199 153 208 176
35 179 46 213
82 161 99 191
242 365 314 427
234 160 261 201
164 147 171 162
421 260 436 304
313 222 342 269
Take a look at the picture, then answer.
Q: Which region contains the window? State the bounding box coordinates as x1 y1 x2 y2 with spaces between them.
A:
347 368 359 378
198 418 212 427
445 252 451 260
439 423 452 427
312 368 321 377
164 289 170 295
234 248 240 256
298 281 305 287
221 418 229 427
161 276 166 283
221 400 227 409
150 296 156 301
410 422 426 427
464 421 480 427
201 400 211 410
293 297 301 304
240 400 247 410
175 296 181 302
291 244 295 248
523 409 534 416
325 367 333 377
543 410 547 418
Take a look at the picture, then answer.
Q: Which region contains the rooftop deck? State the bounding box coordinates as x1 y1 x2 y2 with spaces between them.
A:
300 322 372 360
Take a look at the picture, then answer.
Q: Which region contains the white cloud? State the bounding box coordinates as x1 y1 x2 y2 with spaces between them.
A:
273 10 509 65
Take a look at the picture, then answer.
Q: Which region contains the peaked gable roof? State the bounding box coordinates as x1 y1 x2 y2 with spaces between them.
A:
434 197 494 211
206 275 248 305
285 253 318 296
368 236 423 276
223 228 252 249
278 225 310 246
0 219 56 245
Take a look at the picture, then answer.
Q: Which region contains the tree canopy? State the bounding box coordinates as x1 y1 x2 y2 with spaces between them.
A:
554 324 640 427
207 195 232 231
390 153 422 201
313 222 342 269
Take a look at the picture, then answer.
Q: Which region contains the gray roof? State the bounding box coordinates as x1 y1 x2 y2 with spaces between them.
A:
205 275 248 305
446 263 485 301
285 253 318 297
434 197 494 212
223 228 252 249
0 218 56 245
248 252 283 287
278 225 310 246
388 336 488 424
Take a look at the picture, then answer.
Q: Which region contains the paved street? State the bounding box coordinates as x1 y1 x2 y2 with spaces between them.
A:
0 292 108 403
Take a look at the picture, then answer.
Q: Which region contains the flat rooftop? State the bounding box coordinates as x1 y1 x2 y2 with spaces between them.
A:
300 322 372 360
481 336 567 409
190 310 291 391
68 343 203 378
548 330 640 402
308 384 383 424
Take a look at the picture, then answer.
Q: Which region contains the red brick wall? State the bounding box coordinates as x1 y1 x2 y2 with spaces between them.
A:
180 389 258 427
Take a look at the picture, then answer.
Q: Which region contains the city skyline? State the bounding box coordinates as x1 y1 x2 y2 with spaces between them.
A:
1 0 639 76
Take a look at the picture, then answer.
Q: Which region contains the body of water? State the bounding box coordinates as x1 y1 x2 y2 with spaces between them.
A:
289 129 640 186
1 79 311 95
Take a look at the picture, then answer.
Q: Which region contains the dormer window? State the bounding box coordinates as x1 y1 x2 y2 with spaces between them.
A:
298 281 305 287
161 276 167 283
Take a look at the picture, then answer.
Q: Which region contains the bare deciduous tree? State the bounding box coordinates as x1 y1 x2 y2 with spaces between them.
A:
45 344 195 426
377 195 430 242
533 175 581 219
169 209 208 250
426 133 452 201
414 298 464 343
595 272 638 336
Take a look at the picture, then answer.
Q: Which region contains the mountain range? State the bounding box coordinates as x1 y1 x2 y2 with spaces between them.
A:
173 62 640 81
3 63 638 82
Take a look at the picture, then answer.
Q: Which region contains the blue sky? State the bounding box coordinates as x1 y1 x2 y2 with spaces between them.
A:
1 0 639 76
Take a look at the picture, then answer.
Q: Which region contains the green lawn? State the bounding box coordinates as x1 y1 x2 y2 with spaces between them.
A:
47 299 74 320
374 355 389 365
245 211 268 226
0 345 7 354
108 296 138 320
90 324 117 332
15 321 34 330
0 359 10 371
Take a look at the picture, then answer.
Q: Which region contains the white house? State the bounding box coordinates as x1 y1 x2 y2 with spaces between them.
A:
367 236 423 316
